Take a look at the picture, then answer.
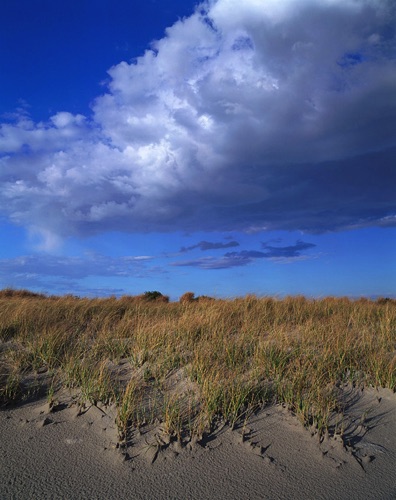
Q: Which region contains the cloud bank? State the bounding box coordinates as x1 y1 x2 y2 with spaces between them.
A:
1 0 395 242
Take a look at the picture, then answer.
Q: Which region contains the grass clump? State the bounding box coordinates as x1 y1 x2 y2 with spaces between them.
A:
0 290 395 440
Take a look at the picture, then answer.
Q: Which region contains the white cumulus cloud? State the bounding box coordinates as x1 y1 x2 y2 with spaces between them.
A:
1 0 395 242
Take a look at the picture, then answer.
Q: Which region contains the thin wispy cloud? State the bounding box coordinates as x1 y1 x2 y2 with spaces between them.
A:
0 254 154 281
260 240 317 259
0 0 395 249
172 256 247 270
173 239 317 269
180 240 240 252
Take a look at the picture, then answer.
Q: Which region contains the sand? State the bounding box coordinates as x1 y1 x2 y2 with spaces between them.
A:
1 386 395 500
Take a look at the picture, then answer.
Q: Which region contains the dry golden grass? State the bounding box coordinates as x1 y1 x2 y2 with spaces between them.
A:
0 290 395 439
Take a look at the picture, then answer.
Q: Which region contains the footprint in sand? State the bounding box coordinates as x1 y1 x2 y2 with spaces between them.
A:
64 438 83 445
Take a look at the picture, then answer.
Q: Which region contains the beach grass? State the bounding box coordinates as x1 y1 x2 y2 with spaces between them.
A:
0 288 395 439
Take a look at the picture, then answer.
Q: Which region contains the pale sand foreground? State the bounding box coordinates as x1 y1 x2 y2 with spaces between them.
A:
1 387 395 500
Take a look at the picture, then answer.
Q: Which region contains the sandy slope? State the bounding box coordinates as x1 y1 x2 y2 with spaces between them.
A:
1 387 395 500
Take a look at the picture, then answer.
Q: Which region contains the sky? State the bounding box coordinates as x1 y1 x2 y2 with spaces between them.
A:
0 0 395 300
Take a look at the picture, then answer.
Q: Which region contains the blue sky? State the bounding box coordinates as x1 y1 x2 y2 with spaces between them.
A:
0 0 395 300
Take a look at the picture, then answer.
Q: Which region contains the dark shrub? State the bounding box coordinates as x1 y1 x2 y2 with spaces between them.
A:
143 291 169 303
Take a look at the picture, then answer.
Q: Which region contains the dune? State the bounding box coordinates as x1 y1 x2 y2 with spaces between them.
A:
1 385 395 499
